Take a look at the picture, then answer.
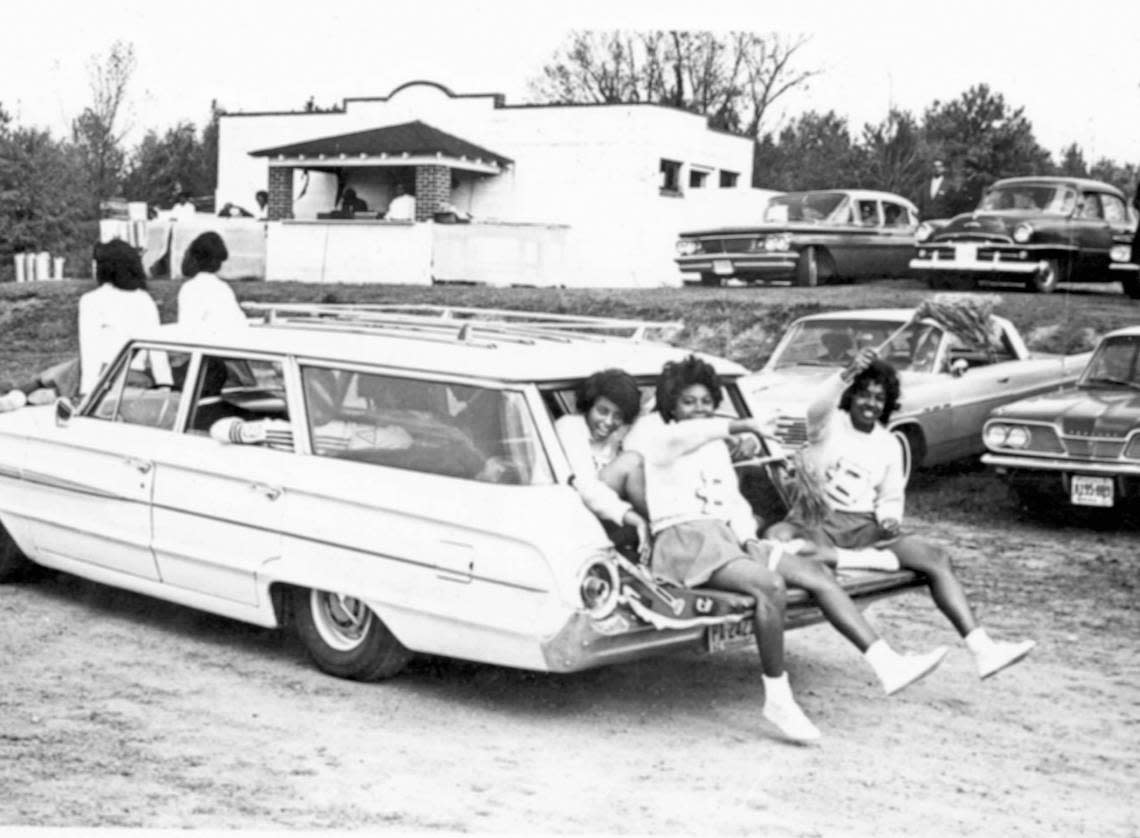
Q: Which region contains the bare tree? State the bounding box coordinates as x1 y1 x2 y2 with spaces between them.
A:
72 40 136 210
529 30 818 138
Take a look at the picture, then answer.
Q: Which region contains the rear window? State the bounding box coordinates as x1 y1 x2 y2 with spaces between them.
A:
300 367 554 485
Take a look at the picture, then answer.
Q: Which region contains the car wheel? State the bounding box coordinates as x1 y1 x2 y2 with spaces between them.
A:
292 587 412 681
0 520 35 582
699 272 725 287
795 247 820 287
1027 259 1061 294
1122 272 1140 300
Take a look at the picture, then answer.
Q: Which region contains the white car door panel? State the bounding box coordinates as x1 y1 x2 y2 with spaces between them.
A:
151 437 286 606
17 419 159 580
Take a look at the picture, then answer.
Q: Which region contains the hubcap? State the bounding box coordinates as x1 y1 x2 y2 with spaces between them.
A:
311 590 373 651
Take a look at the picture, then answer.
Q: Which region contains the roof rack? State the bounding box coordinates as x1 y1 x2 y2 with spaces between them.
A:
241 303 683 345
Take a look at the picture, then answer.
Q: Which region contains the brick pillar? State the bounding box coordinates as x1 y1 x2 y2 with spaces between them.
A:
414 165 451 221
267 167 294 220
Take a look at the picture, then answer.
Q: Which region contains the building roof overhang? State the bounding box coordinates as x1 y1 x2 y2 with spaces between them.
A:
249 120 511 174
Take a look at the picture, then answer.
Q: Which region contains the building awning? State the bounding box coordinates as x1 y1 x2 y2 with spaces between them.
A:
249 120 512 173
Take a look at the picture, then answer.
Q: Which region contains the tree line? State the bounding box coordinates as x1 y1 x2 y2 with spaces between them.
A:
1 42 219 279
532 31 1138 215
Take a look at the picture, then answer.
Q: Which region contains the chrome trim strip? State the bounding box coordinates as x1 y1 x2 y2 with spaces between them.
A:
983 454 1140 475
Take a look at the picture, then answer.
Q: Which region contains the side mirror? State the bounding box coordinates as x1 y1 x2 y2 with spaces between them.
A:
55 397 75 427
950 358 969 378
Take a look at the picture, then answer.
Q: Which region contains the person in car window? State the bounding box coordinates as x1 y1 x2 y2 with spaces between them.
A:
621 355 824 743
554 369 651 563
768 349 1036 681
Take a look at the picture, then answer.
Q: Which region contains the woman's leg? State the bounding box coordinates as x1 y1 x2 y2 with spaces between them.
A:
774 552 879 651
889 536 978 637
705 557 787 676
599 451 647 518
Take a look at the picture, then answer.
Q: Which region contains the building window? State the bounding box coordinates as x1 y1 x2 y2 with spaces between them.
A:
719 170 739 188
689 168 710 189
660 159 682 195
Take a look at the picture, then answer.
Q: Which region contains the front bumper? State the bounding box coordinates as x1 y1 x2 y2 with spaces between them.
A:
982 453 1140 476
676 254 798 278
909 245 1042 276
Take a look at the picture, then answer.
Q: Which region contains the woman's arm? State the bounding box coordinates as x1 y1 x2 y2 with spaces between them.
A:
554 416 632 524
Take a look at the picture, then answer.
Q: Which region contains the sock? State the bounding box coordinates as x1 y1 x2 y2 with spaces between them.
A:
863 638 901 677
835 547 900 571
761 672 793 705
965 627 994 655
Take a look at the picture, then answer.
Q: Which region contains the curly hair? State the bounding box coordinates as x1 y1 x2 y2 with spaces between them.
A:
93 240 148 291
839 359 901 424
577 368 642 424
656 354 722 422
181 231 229 277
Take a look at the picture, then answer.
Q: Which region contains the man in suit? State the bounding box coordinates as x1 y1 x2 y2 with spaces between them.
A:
920 159 953 219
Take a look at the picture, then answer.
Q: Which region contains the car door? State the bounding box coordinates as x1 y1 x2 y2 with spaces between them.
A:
149 352 289 606
1072 192 1114 275
1101 193 1134 275
879 200 919 276
19 344 187 580
827 199 880 277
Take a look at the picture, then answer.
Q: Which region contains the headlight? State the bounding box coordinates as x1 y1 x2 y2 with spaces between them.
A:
765 233 791 252
675 239 699 257
1110 244 1131 262
915 223 933 243
1124 435 1140 460
985 423 1031 449
1013 223 1033 243
578 558 620 619
984 424 1009 448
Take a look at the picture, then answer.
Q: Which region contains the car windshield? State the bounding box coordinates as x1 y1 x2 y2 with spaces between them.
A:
770 319 909 370
978 184 1076 215
764 192 847 224
1079 337 1140 389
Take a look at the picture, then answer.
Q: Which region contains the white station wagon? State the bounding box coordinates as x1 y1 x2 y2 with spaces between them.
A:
0 305 921 681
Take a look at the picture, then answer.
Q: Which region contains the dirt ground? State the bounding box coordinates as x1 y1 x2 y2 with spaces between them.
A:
1 506 1137 837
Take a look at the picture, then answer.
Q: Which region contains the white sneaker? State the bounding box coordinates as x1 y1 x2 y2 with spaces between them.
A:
0 390 28 413
878 646 949 696
762 698 822 744
976 639 1035 679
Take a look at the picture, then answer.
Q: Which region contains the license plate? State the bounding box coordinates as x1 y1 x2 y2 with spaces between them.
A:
955 244 978 262
1070 475 1114 507
706 618 754 653
713 259 734 276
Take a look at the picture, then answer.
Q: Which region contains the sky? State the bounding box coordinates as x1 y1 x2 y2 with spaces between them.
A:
3 0 1138 168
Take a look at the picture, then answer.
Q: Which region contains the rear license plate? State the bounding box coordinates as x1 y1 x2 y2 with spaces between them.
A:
706 618 754 653
955 244 978 262
1070 475 1114 507
713 259 734 276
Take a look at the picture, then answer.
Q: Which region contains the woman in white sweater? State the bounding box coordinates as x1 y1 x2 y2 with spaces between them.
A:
769 349 1035 682
177 232 247 328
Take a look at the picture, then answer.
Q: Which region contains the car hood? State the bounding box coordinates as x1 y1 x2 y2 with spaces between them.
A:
991 387 1140 438
931 211 1040 240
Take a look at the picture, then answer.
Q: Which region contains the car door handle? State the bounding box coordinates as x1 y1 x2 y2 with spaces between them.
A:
124 457 153 474
997 377 1010 384
250 483 283 501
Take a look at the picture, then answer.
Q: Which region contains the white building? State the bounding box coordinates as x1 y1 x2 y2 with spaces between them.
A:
216 80 771 288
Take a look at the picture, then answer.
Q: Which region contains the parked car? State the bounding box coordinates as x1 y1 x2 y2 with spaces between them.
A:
738 309 1091 478
909 176 1140 297
0 305 924 682
982 325 1140 511
675 189 921 287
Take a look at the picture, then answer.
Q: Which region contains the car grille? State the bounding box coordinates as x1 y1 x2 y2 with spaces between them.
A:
698 237 756 254
1062 438 1126 459
937 233 1012 244
774 416 808 448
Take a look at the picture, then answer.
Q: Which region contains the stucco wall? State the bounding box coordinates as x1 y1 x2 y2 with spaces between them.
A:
217 82 762 287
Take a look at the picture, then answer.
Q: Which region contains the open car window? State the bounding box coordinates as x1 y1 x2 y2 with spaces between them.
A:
185 355 290 443
301 367 554 485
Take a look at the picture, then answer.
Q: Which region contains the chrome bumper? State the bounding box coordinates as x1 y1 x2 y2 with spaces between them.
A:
982 453 1140 476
